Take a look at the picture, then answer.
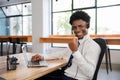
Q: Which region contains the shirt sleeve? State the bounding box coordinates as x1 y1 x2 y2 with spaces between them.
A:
43 48 71 60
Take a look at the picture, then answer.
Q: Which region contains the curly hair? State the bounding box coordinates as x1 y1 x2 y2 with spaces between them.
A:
69 11 90 28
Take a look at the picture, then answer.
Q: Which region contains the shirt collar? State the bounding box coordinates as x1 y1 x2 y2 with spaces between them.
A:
78 34 90 45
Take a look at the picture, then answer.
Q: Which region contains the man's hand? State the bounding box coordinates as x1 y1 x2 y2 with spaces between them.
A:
31 54 44 62
68 38 78 53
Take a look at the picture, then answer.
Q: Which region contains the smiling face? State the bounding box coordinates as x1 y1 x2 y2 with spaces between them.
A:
72 19 88 39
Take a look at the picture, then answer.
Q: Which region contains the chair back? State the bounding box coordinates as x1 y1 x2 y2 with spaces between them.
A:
92 38 107 80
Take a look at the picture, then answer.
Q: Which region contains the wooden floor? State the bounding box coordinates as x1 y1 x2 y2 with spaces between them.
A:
98 64 120 80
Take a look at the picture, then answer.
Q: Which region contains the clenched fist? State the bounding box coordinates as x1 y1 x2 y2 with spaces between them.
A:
68 38 79 53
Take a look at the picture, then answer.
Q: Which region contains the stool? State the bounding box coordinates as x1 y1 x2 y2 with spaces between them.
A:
8 37 28 54
16 38 28 53
8 37 17 54
0 38 8 56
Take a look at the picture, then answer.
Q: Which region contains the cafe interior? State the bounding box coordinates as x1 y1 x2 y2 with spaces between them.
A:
0 0 120 80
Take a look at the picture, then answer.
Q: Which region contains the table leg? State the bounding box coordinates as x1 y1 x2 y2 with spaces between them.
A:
0 42 3 56
12 42 16 54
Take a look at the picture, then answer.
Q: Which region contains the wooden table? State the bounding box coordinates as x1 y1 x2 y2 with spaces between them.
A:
0 36 32 56
0 53 67 80
39 35 120 45
0 36 32 42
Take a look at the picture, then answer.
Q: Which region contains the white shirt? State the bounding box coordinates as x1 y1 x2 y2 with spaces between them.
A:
43 34 101 80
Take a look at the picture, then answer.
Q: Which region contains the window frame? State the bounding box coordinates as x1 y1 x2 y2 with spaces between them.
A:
51 0 120 48
0 2 32 36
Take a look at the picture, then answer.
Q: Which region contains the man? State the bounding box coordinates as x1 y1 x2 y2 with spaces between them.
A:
31 11 101 80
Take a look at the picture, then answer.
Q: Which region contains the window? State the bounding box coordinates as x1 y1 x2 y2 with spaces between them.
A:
9 17 22 35
52 0 72 12
23 16 32 35
97 6 120 34
0 2 32 36
73 0 95 8
23 3 32 15
2 6 21 16
51 0 120 47
0 8 6 35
